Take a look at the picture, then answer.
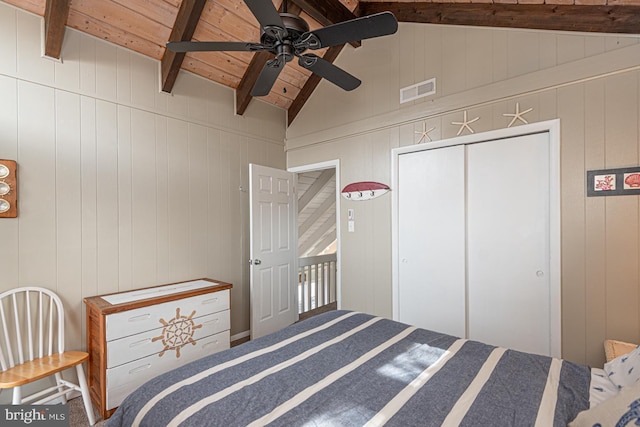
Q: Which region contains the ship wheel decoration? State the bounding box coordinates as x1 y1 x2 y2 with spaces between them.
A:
152 307 203 358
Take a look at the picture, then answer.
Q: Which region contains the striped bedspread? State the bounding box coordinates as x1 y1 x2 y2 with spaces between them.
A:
106 311 591 427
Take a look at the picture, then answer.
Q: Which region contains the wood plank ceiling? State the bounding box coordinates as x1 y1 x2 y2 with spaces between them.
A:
4 0 640 125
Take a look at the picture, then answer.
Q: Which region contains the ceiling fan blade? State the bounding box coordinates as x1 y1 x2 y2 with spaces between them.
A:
251 58 285 97
299 12 398 50
166 41 264 52
298 54 360 91
244 0 285 32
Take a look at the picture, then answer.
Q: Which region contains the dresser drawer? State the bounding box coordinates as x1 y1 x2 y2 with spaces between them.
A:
107 310 230 368
106 330 230 410
105 290 229 341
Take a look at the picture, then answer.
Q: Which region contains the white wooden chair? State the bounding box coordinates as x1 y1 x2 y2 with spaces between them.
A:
0 287 95 425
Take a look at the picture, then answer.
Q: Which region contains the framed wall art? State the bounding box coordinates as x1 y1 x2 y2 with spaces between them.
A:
0 159 17 218
587 166 640 197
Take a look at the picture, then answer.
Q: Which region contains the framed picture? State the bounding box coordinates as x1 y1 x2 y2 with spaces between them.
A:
0 159 17 218
587 166 640 197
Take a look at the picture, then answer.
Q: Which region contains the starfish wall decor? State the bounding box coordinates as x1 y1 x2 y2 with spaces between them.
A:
415 121 436 143
452 111 480 136
503 102 533 127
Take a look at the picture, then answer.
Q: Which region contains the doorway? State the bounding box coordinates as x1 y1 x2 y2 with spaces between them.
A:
249 160 341 339
289 160 341 319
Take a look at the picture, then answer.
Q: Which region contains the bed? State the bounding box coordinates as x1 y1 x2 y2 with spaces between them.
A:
106 310 592 427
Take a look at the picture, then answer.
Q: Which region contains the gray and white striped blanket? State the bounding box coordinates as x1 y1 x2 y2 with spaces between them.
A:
106 311 591 427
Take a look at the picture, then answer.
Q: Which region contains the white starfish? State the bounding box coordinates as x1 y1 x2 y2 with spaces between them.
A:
451 111 479 136
415 121 436 143
503 102 533 127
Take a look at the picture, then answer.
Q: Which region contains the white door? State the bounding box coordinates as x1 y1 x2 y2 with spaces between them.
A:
249 164 298 339
467 132 551 356
397 145 466 338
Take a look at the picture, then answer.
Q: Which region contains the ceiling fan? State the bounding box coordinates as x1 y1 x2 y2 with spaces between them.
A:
166 0 398 97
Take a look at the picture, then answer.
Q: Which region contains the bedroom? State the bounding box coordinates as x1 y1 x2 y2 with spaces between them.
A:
0 0 639 424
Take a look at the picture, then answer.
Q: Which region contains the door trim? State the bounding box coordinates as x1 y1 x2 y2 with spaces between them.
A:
288 160 342 310
391 119 561 358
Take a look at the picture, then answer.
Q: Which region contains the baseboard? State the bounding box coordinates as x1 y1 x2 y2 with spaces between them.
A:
231 330 250 342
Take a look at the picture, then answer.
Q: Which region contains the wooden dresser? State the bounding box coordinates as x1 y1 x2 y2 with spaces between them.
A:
84 278 232 420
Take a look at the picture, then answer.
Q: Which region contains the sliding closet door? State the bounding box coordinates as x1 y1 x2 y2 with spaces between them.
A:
397 145 466 337
466 132 551 356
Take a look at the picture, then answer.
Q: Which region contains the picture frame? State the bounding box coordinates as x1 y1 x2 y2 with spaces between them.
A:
587 166 640 197
0 159 17 218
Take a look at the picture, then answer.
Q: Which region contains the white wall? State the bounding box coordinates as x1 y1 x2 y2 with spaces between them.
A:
287 22 640 367
0 2 286 360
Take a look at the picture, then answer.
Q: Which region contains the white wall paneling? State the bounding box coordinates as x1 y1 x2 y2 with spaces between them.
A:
96 100 120 297
0 76 18 285
131 109 158 287
0 4 286 402
56 90 83 342
0 7 17 76
17 81 56 286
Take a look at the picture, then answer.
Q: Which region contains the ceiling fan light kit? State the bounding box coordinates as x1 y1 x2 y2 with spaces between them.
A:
166 0 398 97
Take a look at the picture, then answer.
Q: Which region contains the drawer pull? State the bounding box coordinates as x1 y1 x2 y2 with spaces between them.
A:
203 340 219 349
129 338 152 348
128 314 151 322
203 318 220 325
129 364 151 374
202 298 219 305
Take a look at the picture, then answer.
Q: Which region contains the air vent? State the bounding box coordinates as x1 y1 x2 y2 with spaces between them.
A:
400 78 436 104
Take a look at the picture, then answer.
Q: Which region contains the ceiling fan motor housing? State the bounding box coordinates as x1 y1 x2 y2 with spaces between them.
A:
261 13 311 61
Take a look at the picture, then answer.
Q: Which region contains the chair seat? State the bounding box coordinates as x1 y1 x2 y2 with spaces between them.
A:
0 351 89 388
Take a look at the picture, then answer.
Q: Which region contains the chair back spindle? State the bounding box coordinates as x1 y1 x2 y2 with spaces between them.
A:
11 294 24 366
0 303 12 370
0 287 66 371
0 287 95 425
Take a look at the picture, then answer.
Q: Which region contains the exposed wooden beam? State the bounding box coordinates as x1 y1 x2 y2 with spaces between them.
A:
236 2 302 115
236 52 274 115
287 45 344 126
43 0 70 59
358 2 640 34
161 0 207 93
291 0 361 48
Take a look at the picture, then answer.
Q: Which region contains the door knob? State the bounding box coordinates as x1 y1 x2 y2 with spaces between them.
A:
253 259 262 265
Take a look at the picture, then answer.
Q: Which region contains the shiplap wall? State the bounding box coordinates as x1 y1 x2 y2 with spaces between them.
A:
287 23 640 367
0 2 286 360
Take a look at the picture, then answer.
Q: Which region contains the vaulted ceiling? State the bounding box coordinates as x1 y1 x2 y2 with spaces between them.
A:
4 0 640 125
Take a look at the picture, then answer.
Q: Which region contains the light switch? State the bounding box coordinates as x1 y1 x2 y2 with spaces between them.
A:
348 220 355 232
347 208 354 220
